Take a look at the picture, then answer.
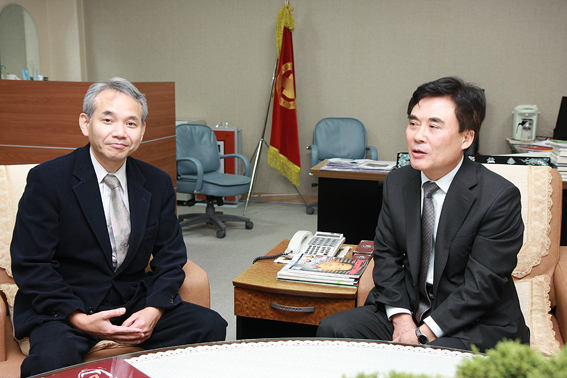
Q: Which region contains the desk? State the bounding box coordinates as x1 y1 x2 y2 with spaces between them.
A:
38 339 474 378
310 160 385 244
232 240 363 339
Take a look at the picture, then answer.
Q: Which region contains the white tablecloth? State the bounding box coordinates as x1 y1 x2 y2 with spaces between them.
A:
125 339 475 378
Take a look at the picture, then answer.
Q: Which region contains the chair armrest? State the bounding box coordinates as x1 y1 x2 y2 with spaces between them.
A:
366 146 378 160
0 294 8 362
178 260 211 309
221 154 251 177
357 259 375 306
554 246 567 342
308 145 319 168
176 157 204 192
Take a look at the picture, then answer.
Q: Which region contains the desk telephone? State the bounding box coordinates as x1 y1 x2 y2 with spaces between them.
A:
285 231 345 257
251 231 345 264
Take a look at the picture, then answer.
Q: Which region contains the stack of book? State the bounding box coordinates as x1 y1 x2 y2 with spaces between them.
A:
548 140 567 179
352 240 374 257
277 253 370 287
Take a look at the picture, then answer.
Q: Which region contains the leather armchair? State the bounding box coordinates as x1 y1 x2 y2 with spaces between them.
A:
0 164 211 377
357 165 567 354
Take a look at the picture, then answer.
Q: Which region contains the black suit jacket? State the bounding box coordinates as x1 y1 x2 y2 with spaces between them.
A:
11 145 187 339
368 157 528 350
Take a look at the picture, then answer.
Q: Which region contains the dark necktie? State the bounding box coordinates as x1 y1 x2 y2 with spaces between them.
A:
103 174 131 270
416 181 440 323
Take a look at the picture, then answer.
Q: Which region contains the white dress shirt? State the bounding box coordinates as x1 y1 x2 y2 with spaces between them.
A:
89 149 130 268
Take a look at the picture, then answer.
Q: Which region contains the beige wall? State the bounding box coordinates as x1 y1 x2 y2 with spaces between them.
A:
4 1 567 196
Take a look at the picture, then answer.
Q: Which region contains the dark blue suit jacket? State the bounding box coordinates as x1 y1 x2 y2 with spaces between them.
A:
368 157 529 351
11 145 187 339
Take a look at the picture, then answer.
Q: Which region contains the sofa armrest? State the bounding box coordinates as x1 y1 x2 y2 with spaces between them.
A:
357 259 375 306
0 294 7 362
178 260 210 309
554 246 567 342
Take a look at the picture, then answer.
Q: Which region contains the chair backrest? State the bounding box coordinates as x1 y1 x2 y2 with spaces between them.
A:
176 124 220 175
483 165 561 294
312 118 368 164
0 165 36 284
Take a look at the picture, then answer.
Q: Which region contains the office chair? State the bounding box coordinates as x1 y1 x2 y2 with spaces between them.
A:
176 124 253 238
306 117 378 214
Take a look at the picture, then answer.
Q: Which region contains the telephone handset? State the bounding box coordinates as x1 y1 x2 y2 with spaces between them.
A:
284 230 313 255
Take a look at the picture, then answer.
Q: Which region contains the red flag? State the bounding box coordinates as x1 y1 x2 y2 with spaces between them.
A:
268 5 301 187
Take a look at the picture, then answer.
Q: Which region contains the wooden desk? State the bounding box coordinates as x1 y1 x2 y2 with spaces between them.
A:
232 240 361 339
310 160 385 244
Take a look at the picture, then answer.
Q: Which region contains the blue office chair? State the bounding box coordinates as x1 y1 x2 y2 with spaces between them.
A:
176 124 253 238
306 117 378 214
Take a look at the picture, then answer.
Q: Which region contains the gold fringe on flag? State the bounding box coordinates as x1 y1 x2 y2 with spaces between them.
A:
268 145 301 188
276 3 294 57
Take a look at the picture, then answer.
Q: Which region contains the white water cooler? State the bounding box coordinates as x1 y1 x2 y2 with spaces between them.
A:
512 105 539 141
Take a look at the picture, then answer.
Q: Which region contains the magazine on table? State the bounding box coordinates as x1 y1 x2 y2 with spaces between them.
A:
277 253 369 282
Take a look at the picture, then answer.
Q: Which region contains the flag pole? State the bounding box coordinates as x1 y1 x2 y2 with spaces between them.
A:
244 0 309 215
243 57 278 216
243 55 310 216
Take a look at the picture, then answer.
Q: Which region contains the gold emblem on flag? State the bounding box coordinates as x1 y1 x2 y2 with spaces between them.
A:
276 62 296 110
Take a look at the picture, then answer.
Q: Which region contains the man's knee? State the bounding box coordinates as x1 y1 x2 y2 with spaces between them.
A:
21 322 94 377
317 305 393 340
147 303 227 347
317 310 361 338
317 314 341 337
199 308 227 342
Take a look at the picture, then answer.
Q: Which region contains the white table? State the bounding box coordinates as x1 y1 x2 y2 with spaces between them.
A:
125 339 475 378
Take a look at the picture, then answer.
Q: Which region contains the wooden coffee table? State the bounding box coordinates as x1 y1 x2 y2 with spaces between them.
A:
233 240 365 339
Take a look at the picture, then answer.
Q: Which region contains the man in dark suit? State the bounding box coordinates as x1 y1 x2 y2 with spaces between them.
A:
317 76 529 352
11 77 227 377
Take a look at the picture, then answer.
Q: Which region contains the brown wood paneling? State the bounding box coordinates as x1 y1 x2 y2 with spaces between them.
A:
0 80 176 183
132 137 176 186
135 82 176 141
0 146 75 165
0 81 89 148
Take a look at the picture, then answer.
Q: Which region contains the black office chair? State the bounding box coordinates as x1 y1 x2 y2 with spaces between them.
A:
176 124 253 238
306 117 378 214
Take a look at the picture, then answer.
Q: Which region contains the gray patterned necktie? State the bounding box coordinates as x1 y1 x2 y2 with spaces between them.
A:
416 181 440 323
104 174 130 270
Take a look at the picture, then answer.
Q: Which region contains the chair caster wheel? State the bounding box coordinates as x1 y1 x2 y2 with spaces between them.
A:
245 221 254 230
216 230 226 238
306 206 314 215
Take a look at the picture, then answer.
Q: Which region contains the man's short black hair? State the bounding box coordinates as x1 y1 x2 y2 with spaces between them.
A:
407 76 486 136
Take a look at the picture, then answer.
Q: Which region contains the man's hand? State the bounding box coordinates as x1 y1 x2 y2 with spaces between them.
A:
68 308 144 344
121 307 164 344
391 313 418 343
69 307 164 345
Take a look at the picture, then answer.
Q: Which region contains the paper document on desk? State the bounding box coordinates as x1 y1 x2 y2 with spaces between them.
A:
321 158 395 173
